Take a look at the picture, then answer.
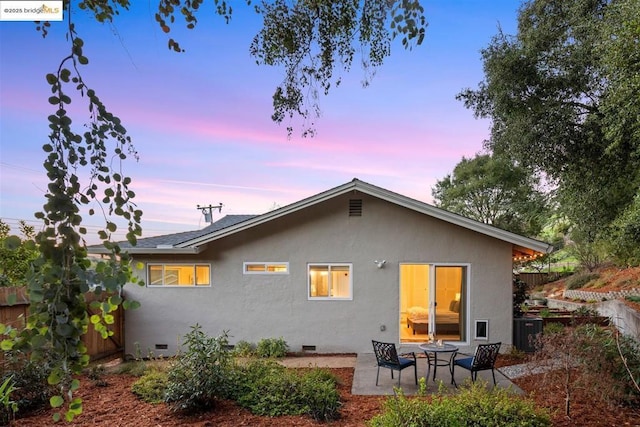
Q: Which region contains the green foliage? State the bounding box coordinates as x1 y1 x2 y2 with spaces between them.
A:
0 348 55 416
543 322 565 335
251 0 427 137
368 381 551 426
165 325 233 412
457 0 640 247
607 194 640 266
0 219 39 287
232 340 255 357
432 153 549 237
626 295 640 303
131 370 168 404
256 337 288 358
0 376 18 426
512 278 528 317
565 272 600 290
234 360 341 421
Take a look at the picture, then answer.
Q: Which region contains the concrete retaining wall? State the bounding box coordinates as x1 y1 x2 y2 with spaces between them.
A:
547 298 640 341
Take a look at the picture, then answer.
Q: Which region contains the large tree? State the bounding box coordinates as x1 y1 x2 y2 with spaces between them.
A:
431 153 549 237
2 0 428 421
457 0 640 244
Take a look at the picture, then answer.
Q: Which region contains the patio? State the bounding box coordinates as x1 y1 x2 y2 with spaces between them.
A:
280 352 523 396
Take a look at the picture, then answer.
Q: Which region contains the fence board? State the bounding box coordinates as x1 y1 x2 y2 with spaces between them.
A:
0 287 124 361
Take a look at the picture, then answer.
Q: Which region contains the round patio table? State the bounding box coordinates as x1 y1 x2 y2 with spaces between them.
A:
418 342 458 382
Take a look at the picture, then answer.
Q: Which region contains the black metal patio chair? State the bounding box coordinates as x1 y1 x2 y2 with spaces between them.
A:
452 342 501 387
371 340 417 386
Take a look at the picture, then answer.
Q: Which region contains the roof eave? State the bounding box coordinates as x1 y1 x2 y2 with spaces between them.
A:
88 245 207 255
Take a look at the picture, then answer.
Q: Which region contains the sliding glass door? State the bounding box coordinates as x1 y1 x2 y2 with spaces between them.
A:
400 264 467 343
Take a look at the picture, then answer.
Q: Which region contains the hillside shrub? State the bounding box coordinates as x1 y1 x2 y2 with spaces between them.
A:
132 370 168 404
256 337 288 358
165 325 233 412
368 381 551 427
565 272 600 290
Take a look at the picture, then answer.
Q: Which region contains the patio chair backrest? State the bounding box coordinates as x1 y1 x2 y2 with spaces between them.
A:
372 340 400 366
471 342 501 370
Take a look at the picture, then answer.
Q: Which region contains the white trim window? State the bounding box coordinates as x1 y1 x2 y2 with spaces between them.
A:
243 262 289 274
308 263 352 300
147 263 211 287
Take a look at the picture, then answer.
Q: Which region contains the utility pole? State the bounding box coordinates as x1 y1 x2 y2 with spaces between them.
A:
197 203 223 223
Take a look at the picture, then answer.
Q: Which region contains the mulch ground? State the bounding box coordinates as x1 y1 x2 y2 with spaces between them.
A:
13 356 640 426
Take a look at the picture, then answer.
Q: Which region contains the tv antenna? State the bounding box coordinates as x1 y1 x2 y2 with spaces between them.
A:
197 203 223 223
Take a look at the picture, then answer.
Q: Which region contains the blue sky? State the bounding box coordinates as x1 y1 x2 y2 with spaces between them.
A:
0 1 520 244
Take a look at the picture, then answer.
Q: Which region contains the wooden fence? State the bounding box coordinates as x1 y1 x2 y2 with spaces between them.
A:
516 272 562 288
0 287 124 361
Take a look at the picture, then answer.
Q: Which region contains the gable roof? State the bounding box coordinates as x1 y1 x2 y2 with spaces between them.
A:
88 179 553 257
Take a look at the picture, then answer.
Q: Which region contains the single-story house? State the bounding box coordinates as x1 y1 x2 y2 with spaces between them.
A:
88 178 553 356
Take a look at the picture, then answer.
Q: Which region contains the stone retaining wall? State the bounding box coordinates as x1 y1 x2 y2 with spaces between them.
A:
563 288 640 302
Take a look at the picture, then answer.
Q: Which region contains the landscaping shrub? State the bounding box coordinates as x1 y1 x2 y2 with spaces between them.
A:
298 368 341 422
256 337 288 358
233 359 341 421
0 349 54 415
565 272 600 290
165 325 233 412
232 340 255 357
131 370 168 404
368 381 551 427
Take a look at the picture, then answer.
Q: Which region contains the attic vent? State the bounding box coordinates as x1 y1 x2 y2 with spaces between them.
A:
349 199 363 216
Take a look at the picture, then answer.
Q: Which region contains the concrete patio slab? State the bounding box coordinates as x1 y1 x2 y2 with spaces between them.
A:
352 353 523 396
280 353 523 396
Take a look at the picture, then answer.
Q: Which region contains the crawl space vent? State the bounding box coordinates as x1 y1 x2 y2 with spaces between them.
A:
349 199 362 216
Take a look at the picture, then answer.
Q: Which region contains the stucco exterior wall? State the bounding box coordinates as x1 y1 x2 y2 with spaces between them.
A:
122 192 513 356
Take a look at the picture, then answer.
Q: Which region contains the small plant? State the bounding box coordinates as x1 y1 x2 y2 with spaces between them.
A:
0 376 18 425
131 370 168 404
626 295 640 303
543 322 565 335
87 365 108 387
232 340 255 357
539 308 551 318
256 337 288 358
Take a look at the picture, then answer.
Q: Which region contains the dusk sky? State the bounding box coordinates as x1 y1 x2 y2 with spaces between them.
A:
0 1 520 244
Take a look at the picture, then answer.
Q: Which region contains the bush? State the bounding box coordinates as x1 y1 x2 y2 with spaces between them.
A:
132 370 168 404
232 340 255 357
0 349 55 415
565 272 600 290
368 381 551 427
233 360 341 421
165 325 234 412
256 337 288 358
